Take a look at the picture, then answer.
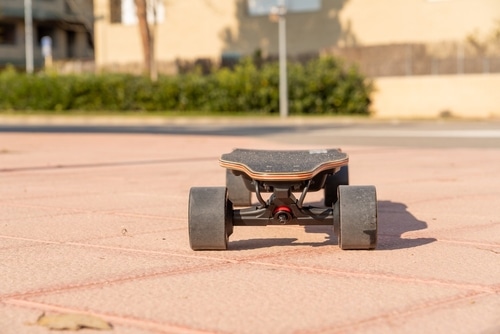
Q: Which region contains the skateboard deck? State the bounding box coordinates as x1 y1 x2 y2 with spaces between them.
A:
219 148 348 181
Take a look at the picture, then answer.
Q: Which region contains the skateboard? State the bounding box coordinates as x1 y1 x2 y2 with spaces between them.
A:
188 148 377 251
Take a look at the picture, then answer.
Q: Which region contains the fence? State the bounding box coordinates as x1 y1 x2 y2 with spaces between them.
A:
47 40 500 78
50 59 178 76
323 41 500 77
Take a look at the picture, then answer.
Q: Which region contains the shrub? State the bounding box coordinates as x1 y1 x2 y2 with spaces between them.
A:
0 56 373 115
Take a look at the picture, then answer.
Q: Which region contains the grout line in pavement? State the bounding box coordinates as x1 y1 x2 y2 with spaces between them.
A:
107 211 185 220
65 242 240 264
2 244 498 334
2 261 234 301
1 202 188 221
309 290 491 334
0 235 63 246
0 234 236 265
432 238 499 249
3 233 497 295
0 202 90 214
431 221 499 233
67 239 498 295
5 299 217 334
0 156 216 173
377 232 500 249
247 261 497 294
6 285 494 334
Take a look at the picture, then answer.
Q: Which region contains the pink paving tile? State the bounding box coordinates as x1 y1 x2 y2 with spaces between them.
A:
2 191 189 222
0 237 36 251
2 129 500 334
376 199 431 237
0 203 81 222
417 197 500 221
0 302 170 334
352 293 500 334
251 239 500 286
20 263 468 334
432 222 500 246
82 223 337 262
1 240 214 297
0 303 50 334
0 211 181 243
4 192 177 213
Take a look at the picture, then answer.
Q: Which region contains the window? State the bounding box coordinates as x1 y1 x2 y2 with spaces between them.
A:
247 0 321 16
37 26 55 47
121 0 165 25
109 0 165 25
110 0 122 23
0 23 16 45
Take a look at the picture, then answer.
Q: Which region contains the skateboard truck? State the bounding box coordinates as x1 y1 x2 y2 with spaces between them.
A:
188 148 378 251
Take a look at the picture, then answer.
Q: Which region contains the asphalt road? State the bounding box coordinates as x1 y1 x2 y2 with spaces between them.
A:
264 121 500 148
1 118 500 149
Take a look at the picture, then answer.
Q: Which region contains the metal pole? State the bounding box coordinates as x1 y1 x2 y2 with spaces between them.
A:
24 0 34 73
457 42 464 75
277 1 288 118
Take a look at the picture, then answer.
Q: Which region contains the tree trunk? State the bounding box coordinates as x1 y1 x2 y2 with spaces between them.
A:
135 0 151 76
149 0 158 81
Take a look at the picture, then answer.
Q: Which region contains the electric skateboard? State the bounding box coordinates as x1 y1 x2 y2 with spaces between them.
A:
188 148 377 250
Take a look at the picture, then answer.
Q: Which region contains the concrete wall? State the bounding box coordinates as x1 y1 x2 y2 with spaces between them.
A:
372 74 500 119
339 0 500 46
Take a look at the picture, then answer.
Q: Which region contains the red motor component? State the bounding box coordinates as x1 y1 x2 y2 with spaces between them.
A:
273 206 292 224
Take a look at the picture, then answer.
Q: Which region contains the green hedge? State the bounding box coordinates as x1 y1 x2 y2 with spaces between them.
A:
0 57 373 115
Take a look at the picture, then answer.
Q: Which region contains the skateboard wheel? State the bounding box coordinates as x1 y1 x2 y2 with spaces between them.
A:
188 187 233 250
324 166 349 207
226 170 252 206
335 185 377 250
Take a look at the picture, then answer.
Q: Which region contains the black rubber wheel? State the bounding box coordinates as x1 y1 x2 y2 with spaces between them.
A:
324 166 349 207
334 185 377 250
188 187 233 250
226 170 251 206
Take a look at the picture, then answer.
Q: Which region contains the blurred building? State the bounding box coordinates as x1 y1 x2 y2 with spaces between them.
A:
0 0 94 69
93 0 500 75
3 0 499 117
91 0 500 118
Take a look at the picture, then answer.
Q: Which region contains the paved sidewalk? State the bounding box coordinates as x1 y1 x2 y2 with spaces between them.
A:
1 124 499 333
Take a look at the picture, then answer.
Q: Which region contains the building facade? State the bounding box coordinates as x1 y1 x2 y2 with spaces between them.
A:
93 0 500 74
0 0 94 69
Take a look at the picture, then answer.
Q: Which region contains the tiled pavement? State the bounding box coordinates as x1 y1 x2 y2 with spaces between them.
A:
1 120 499 333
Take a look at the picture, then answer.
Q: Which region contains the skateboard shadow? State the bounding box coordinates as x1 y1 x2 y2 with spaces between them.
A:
229 200 435 250
375 200 436 250
229 237 306 250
